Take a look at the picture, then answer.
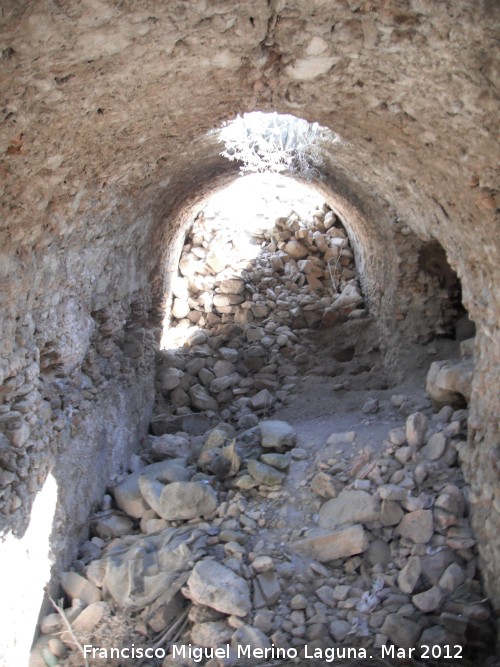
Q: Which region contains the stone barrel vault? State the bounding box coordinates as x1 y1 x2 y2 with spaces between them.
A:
0 0 498 661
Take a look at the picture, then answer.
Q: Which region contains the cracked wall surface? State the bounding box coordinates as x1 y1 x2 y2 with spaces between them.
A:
0 0 499 629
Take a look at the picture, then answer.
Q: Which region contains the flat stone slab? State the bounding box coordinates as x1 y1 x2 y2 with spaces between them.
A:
318 489 380 529
291 524 369 562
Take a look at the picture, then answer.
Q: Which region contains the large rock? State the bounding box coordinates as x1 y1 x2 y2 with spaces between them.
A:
291 525 369 562
310 472 340 498
318 490 380 529
284 240 308 259
149 434 190 460
413 586 445 613
325 431 356 446
190 621 233 648
93 513 134 539
247 459 285 486
71 602 108 634
426 358 473 407
186 559 251 616
232 625 272 660
380 614 422 649
398 509 434 543
381 499 405 526
331 283 364 311
159 367 184 392
172 298 190 320
114 459 190 518
421 548 460 586
189 384 218 411
198 424 240 477
421 432 448 460
60 572 101 606
406 412 428 448
259 420 297 449
253 571 281 608
439 562 465 593
138 480 217 521
250 389 276 411
217 278 245 294
213 293 245 308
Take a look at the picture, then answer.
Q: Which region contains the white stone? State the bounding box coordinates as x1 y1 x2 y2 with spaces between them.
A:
285 56 336 80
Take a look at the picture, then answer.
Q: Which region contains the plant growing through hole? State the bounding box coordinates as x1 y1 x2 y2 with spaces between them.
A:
217 112 333 178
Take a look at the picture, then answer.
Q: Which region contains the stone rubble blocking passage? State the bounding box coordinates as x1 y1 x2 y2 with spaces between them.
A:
44 383 498 666
138 479 217 521
35 206 496 665
186 559 251 616
154 202 366 427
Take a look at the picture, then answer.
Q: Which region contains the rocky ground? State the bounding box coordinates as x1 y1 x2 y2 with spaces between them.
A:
30 196 497 667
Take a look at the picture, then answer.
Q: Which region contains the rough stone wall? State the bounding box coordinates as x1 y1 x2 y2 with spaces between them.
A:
0 0 498 616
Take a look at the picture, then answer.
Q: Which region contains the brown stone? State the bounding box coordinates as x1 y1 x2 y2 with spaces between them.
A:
398 509 434 543
291 525 369 562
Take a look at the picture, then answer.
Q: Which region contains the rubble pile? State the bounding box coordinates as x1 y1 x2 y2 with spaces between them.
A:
155 204 366 426
31 407 496 666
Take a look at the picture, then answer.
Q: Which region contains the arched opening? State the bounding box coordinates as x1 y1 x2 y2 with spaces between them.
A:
154 171 372 433
22 109 496 665
0 0 497 642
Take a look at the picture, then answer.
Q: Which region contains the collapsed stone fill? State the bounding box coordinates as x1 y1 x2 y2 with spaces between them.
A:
154 198 366 428
29 195 495 667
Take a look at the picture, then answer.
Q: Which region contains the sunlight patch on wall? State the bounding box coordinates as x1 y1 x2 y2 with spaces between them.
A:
0 473 58 665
